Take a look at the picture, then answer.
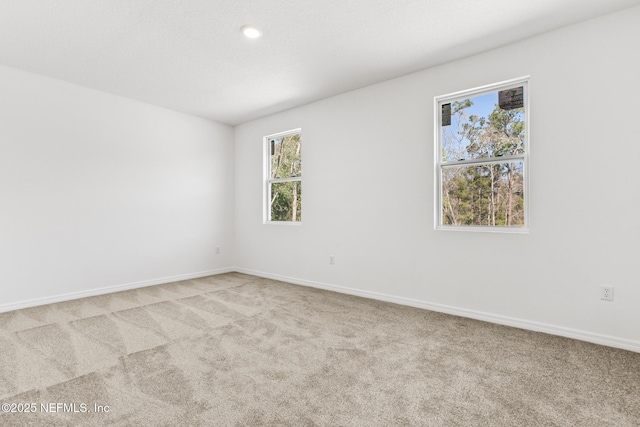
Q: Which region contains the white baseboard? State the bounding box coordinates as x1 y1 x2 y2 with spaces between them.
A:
0 267 235 314
235 268 640 354
4 266 638 353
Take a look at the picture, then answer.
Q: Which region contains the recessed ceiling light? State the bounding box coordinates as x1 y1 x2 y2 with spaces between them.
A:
241 25 262 39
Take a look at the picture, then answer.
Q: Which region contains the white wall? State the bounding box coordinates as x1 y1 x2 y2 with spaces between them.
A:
0 65 235 310
235 6 640 351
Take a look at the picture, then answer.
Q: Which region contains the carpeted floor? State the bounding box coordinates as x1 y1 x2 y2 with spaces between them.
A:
0 272 638 426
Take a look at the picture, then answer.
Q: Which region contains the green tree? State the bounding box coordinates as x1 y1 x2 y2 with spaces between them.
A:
442 99 524 226
270 133 302 221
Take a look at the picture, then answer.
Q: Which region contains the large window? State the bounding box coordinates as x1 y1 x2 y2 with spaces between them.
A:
435 77 529 232
264 129 302 223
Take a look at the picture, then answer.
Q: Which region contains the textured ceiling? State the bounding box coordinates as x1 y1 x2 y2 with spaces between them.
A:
1 0 638 125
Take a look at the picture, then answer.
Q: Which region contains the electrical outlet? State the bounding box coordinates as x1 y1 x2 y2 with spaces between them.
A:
216 247 220 254
329 255 335 265
601 285 614 301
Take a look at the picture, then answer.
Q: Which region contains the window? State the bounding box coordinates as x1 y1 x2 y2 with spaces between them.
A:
264 129 302 223
435 77 529 232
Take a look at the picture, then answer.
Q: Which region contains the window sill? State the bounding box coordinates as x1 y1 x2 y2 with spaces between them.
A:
435 225 529 234
264 221 303 226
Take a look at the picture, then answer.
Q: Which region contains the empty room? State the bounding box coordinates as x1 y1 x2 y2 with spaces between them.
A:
1 1 639 425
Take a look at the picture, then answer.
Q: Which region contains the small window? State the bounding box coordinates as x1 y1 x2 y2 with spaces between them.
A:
435 78 529 232
264 129 302 223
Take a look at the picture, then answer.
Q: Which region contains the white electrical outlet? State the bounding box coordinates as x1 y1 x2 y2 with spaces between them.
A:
601 285 614 301
216 247 220 254
329 255 335 265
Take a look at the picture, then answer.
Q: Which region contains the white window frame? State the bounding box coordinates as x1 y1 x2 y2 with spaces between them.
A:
434 77 530 233
263 128 302 225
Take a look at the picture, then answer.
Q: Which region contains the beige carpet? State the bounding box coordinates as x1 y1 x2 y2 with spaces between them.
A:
0 273 638 426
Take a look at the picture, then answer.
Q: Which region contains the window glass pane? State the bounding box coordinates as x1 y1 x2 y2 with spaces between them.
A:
441 87 525 162
442 162 524 227
270 181 302 222
270 133 302 179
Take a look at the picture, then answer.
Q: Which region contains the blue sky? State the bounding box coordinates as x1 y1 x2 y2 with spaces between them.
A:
455 92 497 123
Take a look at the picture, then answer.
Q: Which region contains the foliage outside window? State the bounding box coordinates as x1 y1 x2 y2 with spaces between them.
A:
265 129 302 223
435 78 529 231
